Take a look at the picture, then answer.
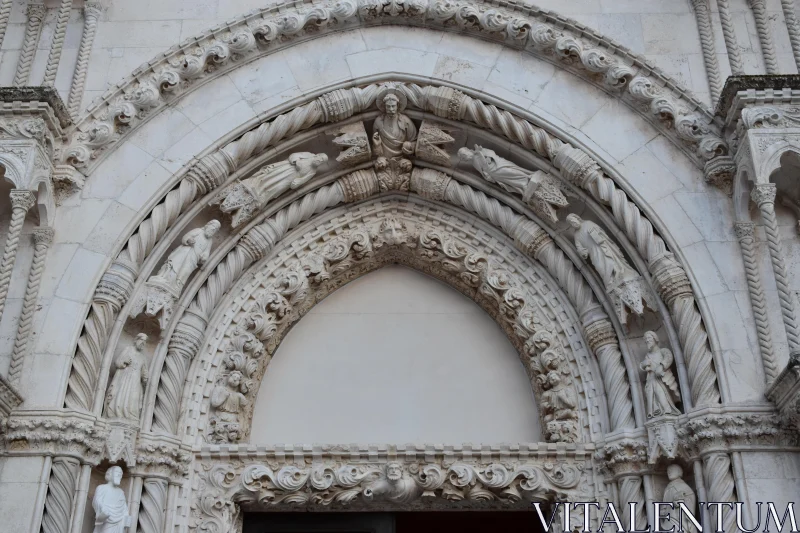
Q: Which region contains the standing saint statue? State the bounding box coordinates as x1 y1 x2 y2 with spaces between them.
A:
105 333 149 420
458 145 568 223
566 214 654 323
220 152 328 227
92 466 130 533
153 220 220 293
662 464 698 533
640 331 681 418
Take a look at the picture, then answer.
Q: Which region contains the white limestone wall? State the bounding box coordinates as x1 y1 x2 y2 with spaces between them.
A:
0 0 799 113
250 266 543 444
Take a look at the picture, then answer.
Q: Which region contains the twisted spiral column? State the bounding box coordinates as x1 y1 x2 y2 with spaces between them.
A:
43 0 72 87
152 183 344 433
0 0 12 50
8 227 54 386
718 0 745 74
0 190 35 323
703 453 737 532
440 178 635 429
781 0 800 70
735 222 780 385
13 3 45 87
137 478 168 533
748 0 780 74
752 184 800 352
690 0 723 102
41 458 81 533
67 2 102 117
619 476 648 530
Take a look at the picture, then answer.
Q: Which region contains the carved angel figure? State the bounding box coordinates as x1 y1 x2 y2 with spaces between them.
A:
363 462 422 503
458 145 568 223
662 465 698 533
105 333 149 420
566 214 654 323
211 371 249 424
541 371 578 423
640 331 681 418
220 152 328 227
92 466 130 533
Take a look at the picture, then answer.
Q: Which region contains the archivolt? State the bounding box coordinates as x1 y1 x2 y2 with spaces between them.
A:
62 80 722 443
61 0 726 176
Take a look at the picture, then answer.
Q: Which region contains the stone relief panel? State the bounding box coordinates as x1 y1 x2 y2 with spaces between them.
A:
192 197 599 447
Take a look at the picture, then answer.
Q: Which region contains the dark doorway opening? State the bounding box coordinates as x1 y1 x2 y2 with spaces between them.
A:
244 510 545 533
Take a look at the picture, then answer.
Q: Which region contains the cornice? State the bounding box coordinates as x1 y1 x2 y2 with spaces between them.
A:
63 0 723 176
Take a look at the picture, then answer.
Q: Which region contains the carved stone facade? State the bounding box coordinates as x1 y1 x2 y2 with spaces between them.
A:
0 3 799 533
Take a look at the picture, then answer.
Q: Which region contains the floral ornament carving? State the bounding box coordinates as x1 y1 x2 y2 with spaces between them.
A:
192 454 585 529
62 0 724 174
206 216 582 444
458 145 568 224
3 414 106 464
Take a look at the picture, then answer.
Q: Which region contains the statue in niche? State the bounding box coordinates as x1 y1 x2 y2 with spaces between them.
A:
209 371 249 443
566 214 655 324
105 333 149 420
129 221 221 331
457 144 568 224
220 152 328 227
640 331 681 418
372 86 417 191
92 466 130 533
363 462 422 503
662 464 698 533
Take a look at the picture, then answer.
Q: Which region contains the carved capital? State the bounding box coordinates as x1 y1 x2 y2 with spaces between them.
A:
554 145 602 189
751 182 777 207
678 412 785 456
9 189 35 211
133 434 191 481
410 168 451 201
583 319 617 352
513 220 551 258
596 438 648 478
650 253 693 306
84 1 103 19
94 259 137 309
32 226 54 246
734 221 755 241
26 3 46 19
338 168 379 203
4 410 106 464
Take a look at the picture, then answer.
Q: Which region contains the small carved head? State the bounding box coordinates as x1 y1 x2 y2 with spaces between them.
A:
565 213 583 229
105 465 123 486
134 333 147 350
457 146 475 162
228 370 243 388
383 94 399 115
644 331 659 351
666 464 683 481
385 462 403 482
312 153 329 168
547 370 562 388
204 219 221 237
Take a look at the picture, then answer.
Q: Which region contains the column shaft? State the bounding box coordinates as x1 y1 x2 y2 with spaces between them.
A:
749 0 781 74
41 457 81 533
13 3 45 87
67 3 101 117
690 0 723 102
42 0 72 87
718 0 745 74
0 190 35 323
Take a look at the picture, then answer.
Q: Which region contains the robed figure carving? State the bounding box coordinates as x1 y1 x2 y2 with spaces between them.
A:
662 465 698 533
372 86 417 191
92 466 130 533
566 214 654 324
129 221 220 331
458 145 568 223
105 333 149 420
220 152 328 227
640 331 681 418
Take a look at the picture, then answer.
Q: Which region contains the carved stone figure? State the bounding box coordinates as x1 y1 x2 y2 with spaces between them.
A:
105 333 149 420
566 214 654 323
220 153 328 227
640 331 681 418
541 370 578 423
209 371 249 443
661 464 698 533
458 144 568 223
373 89 417 160
129 221 221 330
92 466 130 533
363 462 422 503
